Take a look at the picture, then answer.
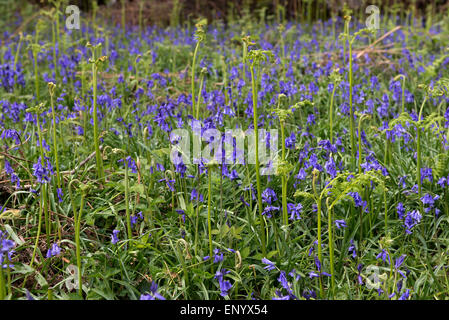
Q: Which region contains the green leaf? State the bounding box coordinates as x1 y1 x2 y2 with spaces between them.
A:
293 190 314 199
129 184 145 195
35 271 48 288
241 247 250 259
4 224 24 245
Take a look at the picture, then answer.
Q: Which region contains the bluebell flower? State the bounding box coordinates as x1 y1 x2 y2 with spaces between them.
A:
397 202 405 220
397 279 403 293
190 188 204 202
348 239 357 258
272 290 291 300
348 192 368 212
111 229 120 244
402 210 421 234
308 240 318 256
140 282 166 300
262 257 276 271
325 157 337 178
302 289 317 300
4 160 20 189
285 132 296 149
437 177 447 188
287 203 302 221
175 209 186 223
32 157 54 184
376 249 390 264
288 269 301 281
318 140 338 154
420 168 433 184
214 269 232 297
118 156 138 173
213 248 223 263
311 256 331 278
262 205 279 218
277 271 290 292
57 188 63 203
158 178 176 192
131 212 144 228
335 219 347 229
398 289 410 300
130 215 139 227
25 289 35 300
276 270 296 299
261 188 277 204
1 230 15 269
357 264 363 285
46 243 61 258
394 254 407 278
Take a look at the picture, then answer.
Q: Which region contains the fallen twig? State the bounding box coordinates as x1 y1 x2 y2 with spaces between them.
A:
356 26 402 59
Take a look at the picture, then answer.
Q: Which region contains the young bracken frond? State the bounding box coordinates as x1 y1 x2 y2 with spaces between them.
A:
3 0 449 303
324 170 385 211
293 190 315 201
434 152 449 179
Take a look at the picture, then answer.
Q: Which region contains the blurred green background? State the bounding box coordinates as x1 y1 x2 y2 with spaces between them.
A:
0 0 447 34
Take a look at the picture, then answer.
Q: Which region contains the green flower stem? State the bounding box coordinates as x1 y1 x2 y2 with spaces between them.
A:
242 38 247 93
125 159 132 240
68 180 85 298
219 165 224 244
244 165 255 238
384 188 388 235
343 17 349 63
348 36 356 171
55 5 60 52
279 25 286 66
13 34 22 71
357 114 370 174
280 120 288 226
47 288 53 300
30 195 44 268
194 171 201 257
417 127 422 209
36 110 50 245
329 82 337 144
191 41 201 116
33 48 39 101
221 56 229 106
6 255 11 296
75 193 85 298
51 22 58 80
207 166 213 258
49 84 61 189
175 240 189 288
250 64 267 257
312 169 323 297
81 62 88 136
13 33 23 91
0 262 5 300
327 198 335 299
386 139 391 167
417 96 427 213
90 45 105 184
317 197 324 298
386 248 394 297
195 71 205 119
401 76 406 113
